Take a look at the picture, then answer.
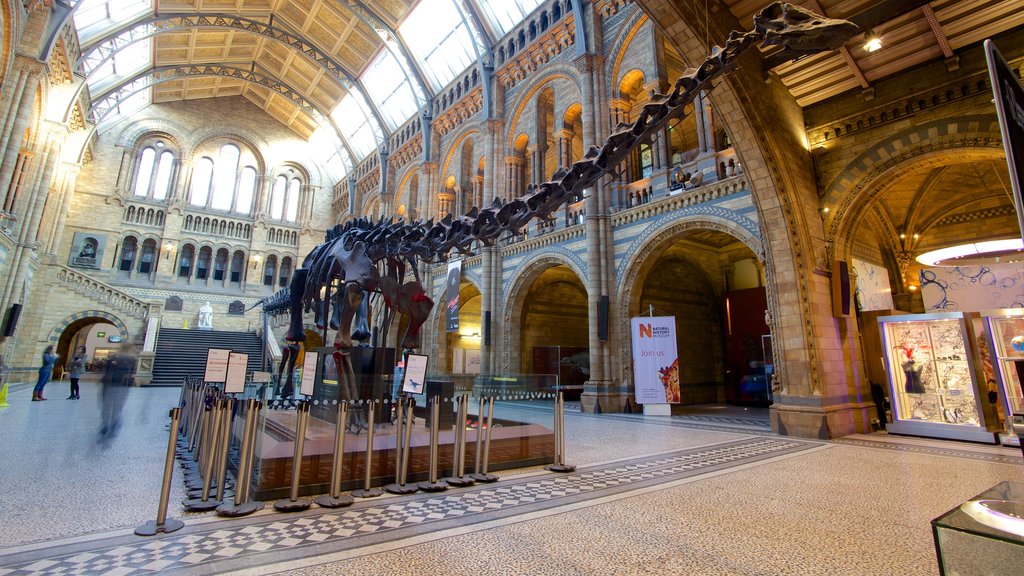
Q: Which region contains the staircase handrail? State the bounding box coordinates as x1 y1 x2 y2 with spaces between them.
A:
54 265 150 319
263 311 282 371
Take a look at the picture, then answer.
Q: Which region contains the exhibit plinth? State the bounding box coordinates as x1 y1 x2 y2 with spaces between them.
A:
932 481 1024 574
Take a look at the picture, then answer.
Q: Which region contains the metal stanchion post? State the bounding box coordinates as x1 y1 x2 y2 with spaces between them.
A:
275 401 312 511
471 396 499 482
445 395 475 487
184 398 224 509
136 408 186 536
351 400 383 498
188 383 208 453
385 397 419 494
214 397 235 502
316 402 354 508
217 399 265 517
418 396 448 491
546 391 576 473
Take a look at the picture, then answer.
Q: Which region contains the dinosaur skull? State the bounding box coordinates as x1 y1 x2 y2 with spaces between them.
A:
754 2 859 53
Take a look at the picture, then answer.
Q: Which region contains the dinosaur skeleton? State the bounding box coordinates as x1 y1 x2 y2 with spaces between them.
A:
262 3 858 397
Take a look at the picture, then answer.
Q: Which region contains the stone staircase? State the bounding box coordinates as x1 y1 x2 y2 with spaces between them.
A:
150 328 264 387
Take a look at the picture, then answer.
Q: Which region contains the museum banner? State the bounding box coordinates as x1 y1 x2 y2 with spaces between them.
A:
446 260 461 332
986 39 1024 238
631 316 680 404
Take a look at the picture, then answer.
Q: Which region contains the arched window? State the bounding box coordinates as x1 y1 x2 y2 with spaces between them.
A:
190 157 214 207
196 247 212 280
213 248 229 281
139 240 156 274
230 250 244 283
119 236 137 271
133 149 154 197
270 175 286 220
189 141 258 214
263 255 277 286
132 141 176 201
236 166 257 215
286 178 300 222
269 169 303 223
178 244 194 277
279 256 292 287
211 144 239 210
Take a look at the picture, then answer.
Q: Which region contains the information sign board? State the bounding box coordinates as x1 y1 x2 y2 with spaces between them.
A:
225 352 248 394
204 348 231 382
300 351 318 396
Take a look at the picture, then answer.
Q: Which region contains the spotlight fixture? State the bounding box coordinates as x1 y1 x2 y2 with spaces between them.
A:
863 31 882 52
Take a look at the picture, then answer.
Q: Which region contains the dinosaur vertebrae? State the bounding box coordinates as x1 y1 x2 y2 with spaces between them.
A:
265 2 857 316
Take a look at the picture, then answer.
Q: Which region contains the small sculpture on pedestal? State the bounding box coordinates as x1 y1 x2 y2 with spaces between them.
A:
198 302 213 331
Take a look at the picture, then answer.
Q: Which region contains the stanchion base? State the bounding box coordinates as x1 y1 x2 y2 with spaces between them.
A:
470 472 499 483
384 483 419 495
216 500 264 517
444 476 476 487
135 518 184 536
350 487 383 498
417 480 449 492
315 494 354 508
273 498 312 512
182 497 222 511
545 464 576 473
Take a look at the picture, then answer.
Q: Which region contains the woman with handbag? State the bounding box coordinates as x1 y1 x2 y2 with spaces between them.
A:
32 345 58 401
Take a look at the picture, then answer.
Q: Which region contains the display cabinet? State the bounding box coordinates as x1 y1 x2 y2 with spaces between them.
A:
877 312 996 443
932 481 1024 575
981 309 1024 444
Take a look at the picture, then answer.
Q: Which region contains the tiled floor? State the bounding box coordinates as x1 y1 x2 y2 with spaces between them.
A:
1 380 1022 575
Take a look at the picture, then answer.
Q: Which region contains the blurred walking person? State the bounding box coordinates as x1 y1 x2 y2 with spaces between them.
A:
99 343 136 444
67 345 86 399
32 345 58 401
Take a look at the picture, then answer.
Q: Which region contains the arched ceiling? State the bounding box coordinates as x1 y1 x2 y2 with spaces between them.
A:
853 158 1017 282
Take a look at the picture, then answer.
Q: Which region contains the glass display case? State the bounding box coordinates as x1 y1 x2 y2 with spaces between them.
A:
932 481 1024 575
878 312 996 443
981 309 1024 445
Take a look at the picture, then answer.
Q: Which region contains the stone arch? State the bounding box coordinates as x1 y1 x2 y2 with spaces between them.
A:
639 0 836 400
439 128 482 187
0 0 18 88
502 253 587 372
821 115 1005 261
505 67 583 150
616 218 761 387
606 7 649 93
48 310 130 345
116 118 188 150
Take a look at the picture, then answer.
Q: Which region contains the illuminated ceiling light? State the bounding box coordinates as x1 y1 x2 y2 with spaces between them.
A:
916 238 1024 266
863 31 882 52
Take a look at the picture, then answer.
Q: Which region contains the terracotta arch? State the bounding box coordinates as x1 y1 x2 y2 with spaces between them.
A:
821 115 1005 261
501 254 587 373
616 218 761 385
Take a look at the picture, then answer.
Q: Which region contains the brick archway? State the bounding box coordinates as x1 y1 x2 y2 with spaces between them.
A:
820 115 1004 261
48 310 129 344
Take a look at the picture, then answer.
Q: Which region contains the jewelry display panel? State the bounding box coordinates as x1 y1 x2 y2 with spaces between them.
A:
981 310 1024 440
878 312 995 443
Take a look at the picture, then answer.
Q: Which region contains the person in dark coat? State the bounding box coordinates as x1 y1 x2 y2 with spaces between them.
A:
99 343 136 443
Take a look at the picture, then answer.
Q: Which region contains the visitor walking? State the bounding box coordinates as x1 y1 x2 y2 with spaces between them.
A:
67 345 86 399
32 345 58 401
99 342 136 444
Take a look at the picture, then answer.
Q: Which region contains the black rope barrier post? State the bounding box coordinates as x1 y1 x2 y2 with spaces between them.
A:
275 400 313 511
351 400 383 498
213 397 236 503
444 394 475 487
546 390 576 473
385 396 418 494
471 396 499 483
315 401 354 508
418 395 448 492
183 398 224 510
217 398 265 517
136 407 186 536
